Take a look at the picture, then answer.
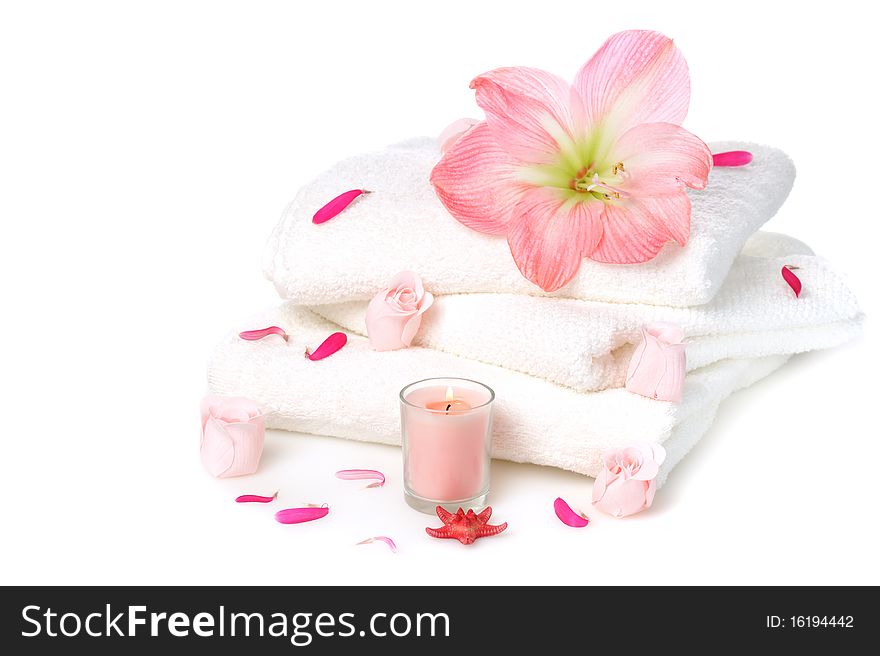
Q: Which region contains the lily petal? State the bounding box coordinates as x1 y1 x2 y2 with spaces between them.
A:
471 67 583 164
591 193 691 264
506 188 604 291
430 121 525 235
575 30 690 138
612 122 712 194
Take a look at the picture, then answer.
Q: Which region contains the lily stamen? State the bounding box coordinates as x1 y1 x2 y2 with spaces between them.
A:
580 173 628 199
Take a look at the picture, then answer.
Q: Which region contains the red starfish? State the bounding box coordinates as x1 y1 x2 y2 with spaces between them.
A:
425 506 508 545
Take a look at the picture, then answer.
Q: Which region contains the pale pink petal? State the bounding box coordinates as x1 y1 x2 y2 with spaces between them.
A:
631 458 659 481
644 480 658 507
336 469 386 488
430 121 525 235
387 271 423 298
574 30 690 135
592 468 609 503
612 122 712 194
200 395 224 433
646 322 685 345
437 117 481 153
400 314 423 347
595 478 649 518
506 188 604 292
649 442 667 467
471 66 584 163
590 193 691 264
200 416 235 477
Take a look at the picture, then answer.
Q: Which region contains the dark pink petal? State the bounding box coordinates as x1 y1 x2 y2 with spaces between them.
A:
590 194 691 264
574 30 690 134
335 469 385 488
554 497 590 528
236 492 277 504
304 332 347 361
712 150 753 167
506 187 604 292
274 505 329 524
430 122 525 236
781 266 802 298
470 66 583 162
612 122 713 194
356 536 398 553
312 189 370 224
239 326 289 342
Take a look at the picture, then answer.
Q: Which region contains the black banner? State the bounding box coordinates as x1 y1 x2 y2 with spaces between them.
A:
0 586 873 653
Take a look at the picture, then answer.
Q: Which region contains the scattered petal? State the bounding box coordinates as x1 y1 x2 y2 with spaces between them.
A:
312 189 370 224
335 469 386 488
235 492 278 503
305 332 347 361
274 505 330 525
553 497 590 528
239 326 288 342
356 536 398 553
712 150 753 167
781 265 802 298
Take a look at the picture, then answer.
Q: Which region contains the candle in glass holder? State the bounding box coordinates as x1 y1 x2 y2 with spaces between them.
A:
400 377 495 514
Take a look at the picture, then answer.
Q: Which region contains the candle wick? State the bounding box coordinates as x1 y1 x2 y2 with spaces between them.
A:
445 403 452 412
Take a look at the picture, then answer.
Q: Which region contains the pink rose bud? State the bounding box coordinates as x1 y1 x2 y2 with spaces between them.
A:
200 395 265 478
592 442 666 518
365 271 434 351
625 322 687 402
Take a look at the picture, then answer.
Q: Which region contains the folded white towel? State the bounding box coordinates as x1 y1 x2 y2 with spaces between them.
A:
263 139 795 307
207 305 796 485
311 231 864 392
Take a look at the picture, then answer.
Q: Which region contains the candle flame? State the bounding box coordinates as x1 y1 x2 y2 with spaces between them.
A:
445 386 454 403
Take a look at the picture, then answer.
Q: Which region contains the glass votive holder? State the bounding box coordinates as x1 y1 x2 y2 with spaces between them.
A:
399 377 495 514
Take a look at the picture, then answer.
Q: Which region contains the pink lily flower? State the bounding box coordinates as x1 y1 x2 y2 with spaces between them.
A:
431 30 713 292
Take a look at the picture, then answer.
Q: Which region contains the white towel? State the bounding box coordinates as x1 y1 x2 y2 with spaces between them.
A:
311 231 864 392
263 139 795 307
207 305 796 485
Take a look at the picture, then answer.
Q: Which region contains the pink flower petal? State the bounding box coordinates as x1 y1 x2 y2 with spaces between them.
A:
239 326 289 342
574 30 690 134
235 492 277 503
304 332 347 361
438 117 481 154
274 505 329 524
592 468 610 503
200 416 235 477
356 536 398 553
611 122 712 194
590 193 691 264
595 478 651 518
712 150 753 167
553 497 590 528
312 189 370 224
506 187 604 291
782 266 802 298
430 121 525 236
470 66 583 162
335 469 386 488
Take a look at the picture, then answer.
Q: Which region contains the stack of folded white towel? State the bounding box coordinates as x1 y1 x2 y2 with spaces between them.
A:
208 138 863 484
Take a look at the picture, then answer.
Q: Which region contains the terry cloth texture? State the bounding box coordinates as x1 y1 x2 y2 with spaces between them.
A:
263 138 795 307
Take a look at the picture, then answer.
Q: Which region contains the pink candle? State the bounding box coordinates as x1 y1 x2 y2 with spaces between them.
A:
400 378 495 514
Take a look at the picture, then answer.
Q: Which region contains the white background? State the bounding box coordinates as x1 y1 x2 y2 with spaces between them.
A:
1 0 878 586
